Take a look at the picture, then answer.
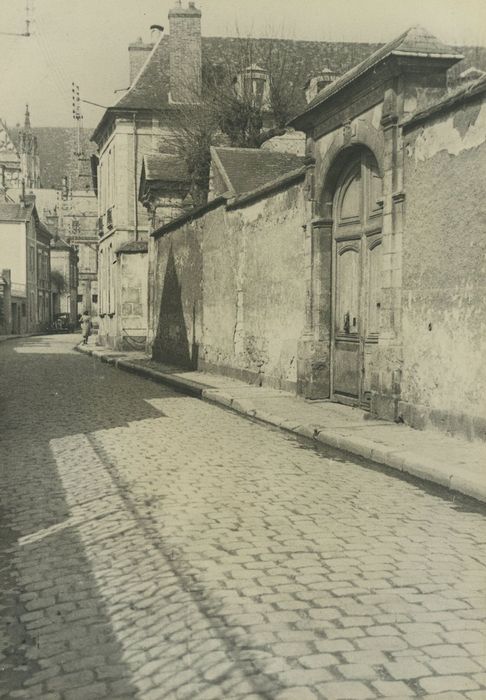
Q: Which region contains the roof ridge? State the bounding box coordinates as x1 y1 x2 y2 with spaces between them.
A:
291 25 463 124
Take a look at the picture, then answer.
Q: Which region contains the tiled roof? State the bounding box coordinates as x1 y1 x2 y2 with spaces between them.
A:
211 147 304 196
292 26 463 124
143 154 189 183
11 127 96 190
51 237 72 251
116 239 148 254
0 201 34 222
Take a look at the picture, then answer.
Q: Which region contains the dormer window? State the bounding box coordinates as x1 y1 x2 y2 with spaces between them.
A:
235 64 271 110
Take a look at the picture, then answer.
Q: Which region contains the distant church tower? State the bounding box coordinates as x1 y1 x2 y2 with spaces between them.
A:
18 105 40 188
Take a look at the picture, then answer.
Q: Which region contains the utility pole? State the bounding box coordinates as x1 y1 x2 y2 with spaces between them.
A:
0 0 32 37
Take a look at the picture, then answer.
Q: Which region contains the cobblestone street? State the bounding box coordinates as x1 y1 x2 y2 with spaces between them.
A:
1 334 485 700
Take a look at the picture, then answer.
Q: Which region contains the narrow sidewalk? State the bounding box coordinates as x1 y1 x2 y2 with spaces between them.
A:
76 341 486 505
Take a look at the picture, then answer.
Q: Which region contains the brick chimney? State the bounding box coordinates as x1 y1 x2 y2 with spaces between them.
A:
168 1 202 103
128 37 153 85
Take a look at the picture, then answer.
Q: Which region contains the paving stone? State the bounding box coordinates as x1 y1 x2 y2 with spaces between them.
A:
299 653 339 668
47 670 95 691
357 636 409 651
342 650 389 666
1 335 486 700
64 683 108 700
427 657 482 675
423 694 474 700
385 659 433 679
274 688 319 700
316 681 376 699
277 668 334 685
419 676 480 693
314 639 355 653
372 680 416 696
337 663 379 680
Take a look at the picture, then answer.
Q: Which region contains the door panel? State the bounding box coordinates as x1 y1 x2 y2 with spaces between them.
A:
335 246 359 336
334 339 360 399
331 152 383 408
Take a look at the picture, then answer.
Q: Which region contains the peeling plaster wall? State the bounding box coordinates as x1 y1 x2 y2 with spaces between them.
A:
119 252 148 351
152 182 306 390
401 98 486 439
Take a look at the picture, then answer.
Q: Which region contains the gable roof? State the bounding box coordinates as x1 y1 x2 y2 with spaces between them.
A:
291 26 463 127
211 147 304 196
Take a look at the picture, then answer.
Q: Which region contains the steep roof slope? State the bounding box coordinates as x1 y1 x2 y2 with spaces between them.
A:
143 154 189 183
115 35 169 111
91 26 486 148
211 147 304 196
108 33 486 119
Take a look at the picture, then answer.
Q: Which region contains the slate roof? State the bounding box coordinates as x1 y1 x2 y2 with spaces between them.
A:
0 201 34 222
291 26 463 125
143 154 189 183
93 29 486 142
116 239 149 254
115 35 169 112
10 126 96 190
211 147 304 196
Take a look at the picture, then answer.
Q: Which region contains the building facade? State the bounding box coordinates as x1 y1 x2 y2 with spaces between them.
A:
147 26 486 442
92 1 203 349
0 195 52 335
50 238 78 322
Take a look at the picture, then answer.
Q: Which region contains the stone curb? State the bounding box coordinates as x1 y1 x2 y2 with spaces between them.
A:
74 343 486 505
0 333 39 343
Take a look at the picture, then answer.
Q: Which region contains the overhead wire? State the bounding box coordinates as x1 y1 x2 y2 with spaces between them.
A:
35 23 70 97
35 11 73 90
33 20 72 116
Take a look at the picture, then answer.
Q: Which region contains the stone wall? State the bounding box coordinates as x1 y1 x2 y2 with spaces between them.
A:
400 95 486 439
151 181 306 391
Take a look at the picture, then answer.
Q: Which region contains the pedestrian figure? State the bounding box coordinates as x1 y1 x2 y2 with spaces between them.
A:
80 311 92 345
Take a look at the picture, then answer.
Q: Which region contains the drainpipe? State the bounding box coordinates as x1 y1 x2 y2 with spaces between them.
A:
133 112 138 241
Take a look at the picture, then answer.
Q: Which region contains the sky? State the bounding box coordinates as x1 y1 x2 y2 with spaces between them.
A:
1 0 486 129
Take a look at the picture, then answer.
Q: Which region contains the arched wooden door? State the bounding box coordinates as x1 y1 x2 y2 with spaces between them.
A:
331 151 383 409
